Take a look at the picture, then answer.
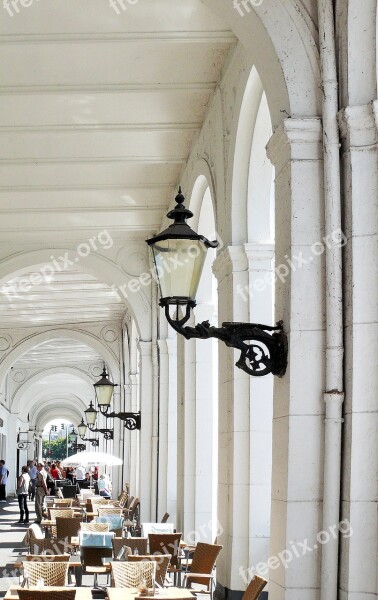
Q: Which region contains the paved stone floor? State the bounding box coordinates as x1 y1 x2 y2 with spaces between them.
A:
0 496 33 596
0 496 110 594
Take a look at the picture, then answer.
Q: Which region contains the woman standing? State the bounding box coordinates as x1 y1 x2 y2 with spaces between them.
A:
16 466 30 524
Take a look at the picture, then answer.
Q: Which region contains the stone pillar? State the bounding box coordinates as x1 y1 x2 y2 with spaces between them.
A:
138 340 154 522
129 372 139 495
244 243 275 582
266 119 325 600
157 338 169 519
157 335 177 522
183 321 196 538
166 337 177 523
213 245 252 596
194 303 217 544
112 387 123 497
338 103 378 600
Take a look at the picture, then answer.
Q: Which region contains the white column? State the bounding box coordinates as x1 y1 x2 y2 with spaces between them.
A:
194 303 216 544
267 119 325 600
157 338 169 519
138 340 154 522
112 387 123 497
166 337 177 524
244 243 275 582
338 103 378 600
213 245 251 594
183 320 196 539
129 372 139 495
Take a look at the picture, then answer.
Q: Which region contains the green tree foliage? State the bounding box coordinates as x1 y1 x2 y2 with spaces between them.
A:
42 437 68 461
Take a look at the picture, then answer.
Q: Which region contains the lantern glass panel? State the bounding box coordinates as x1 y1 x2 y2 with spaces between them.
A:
151 238 207 301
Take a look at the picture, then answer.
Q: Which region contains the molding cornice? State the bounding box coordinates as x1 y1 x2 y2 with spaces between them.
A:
267 118 323 175
0 156 186 166
338 102 378 150
212 245 248 284
0 82 217 96
0 31 236 45
0 123 201 134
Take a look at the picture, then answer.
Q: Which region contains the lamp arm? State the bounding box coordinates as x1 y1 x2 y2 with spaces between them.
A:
165 303 287 378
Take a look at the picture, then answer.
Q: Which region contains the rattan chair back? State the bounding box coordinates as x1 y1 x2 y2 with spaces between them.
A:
56 517 82 539
25 554 71 562
148 533 182 569
97 507 122 517
112 538 132 559
48 508 74 521
187 542 223 585
111 560 156 588
128 554 171 587
22 560 69 586
53 500 73 508
126 495 135 509
29 538 72 556
120 536 148 555
80 522 110 532
18 590 76 600
80 546 113 569
242 576 267 600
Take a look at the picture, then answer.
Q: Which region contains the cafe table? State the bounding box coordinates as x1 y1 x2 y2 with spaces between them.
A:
107 589 194 600
4 587 91 600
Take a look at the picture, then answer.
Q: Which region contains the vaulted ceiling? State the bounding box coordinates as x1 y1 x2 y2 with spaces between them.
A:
0 0 236 369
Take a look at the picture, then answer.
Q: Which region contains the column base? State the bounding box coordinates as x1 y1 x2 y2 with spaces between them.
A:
214 583 268 600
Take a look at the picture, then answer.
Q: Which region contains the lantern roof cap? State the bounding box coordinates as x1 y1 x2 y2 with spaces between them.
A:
146 187 218 248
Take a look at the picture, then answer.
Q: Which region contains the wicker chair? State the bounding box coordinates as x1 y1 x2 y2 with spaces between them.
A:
242 576 267 600
161 513 170 523
128 554 171 587
97 507 122 517
53 500 73 508
124 497 140 534
22 560 69 586
114 536 148 555
55 517 82 539
25 554 71 562
18 590 76 600
111 560 156 588
80 546 113 587
80 522 110 533
182 542 223 600
148 533 182 584
29 538 72 556
48 508 75 521
111 538 132 560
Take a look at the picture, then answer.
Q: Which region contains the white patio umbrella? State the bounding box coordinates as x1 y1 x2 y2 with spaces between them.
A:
62 451 122 490
62 451 122 468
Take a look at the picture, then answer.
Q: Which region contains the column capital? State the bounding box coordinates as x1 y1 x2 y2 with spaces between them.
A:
212 245 247 284
338 102 378 149
244 243 274 270
137 340 152 356
157 339 168 355
267 118 323 174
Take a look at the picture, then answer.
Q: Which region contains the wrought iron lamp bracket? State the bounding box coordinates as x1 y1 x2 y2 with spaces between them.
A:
79 437 99 447
99 408 141 431
70 442 86 452
163 301 288 378
86 425 114 440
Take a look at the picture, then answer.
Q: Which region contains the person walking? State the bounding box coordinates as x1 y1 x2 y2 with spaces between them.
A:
28 460 37 501
34 462 48 524
0 459 8 502
16 466 30 524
